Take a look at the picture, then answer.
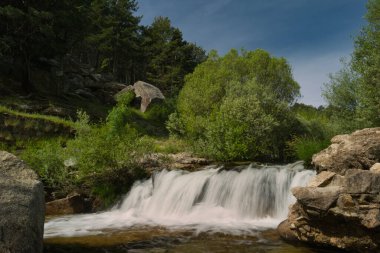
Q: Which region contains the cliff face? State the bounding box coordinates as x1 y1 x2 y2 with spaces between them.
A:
278 128 380 252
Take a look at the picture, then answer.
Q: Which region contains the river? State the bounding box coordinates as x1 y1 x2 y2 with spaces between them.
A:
43 162 339 252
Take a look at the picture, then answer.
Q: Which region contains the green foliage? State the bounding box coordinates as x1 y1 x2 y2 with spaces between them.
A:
115 91 135 107
86 0 141 81
324 0 380 128
20 108 152 204
142 16 207 97
21 138 71 190
106 106 131 137
0 141 8 151
322 61 368 131
352 0 380 126
0 105 74 128
166 112 185 137
287 137 330 166
176 49 300 161
286 104 339 165
151 137 191 154
0 1 205 97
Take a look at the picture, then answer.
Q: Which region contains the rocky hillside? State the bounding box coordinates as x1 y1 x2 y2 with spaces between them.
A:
278 127 380 252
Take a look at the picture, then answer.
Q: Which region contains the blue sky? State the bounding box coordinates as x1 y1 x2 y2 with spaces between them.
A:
136 0 367 106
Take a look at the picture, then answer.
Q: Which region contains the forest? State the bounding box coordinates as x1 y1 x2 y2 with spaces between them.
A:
0 0 379 205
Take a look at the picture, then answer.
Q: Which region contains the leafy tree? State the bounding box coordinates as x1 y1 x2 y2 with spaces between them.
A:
175 49 300 161
322 60 363 131
323 0 380 127
352 0 380 125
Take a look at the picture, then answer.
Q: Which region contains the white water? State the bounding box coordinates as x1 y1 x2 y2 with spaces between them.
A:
44 161 314 238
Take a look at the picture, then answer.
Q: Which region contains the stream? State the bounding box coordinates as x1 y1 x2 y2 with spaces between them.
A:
43 162 338 252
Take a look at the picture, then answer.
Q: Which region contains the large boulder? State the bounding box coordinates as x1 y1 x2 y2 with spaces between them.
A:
0 151 45 253
278 128 380 252
312 127 380 175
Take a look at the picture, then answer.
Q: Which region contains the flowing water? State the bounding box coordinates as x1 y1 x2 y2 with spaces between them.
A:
44 162 335 252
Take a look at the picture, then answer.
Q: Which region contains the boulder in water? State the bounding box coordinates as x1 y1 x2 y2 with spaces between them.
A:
0 151 45 253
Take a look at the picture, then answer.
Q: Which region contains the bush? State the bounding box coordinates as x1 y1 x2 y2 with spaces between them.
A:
287 137 330 166
20 138 71 190
166 112 185 137
20 109 153 205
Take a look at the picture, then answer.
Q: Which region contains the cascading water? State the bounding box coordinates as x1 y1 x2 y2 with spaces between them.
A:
44 161 314 238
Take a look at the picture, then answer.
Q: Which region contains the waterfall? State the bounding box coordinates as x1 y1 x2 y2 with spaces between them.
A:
44 161 314 238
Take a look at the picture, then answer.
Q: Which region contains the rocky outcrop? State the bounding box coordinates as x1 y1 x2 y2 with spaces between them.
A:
0 151 45 253
32 56 127 105
312 127 380 175
278 128 380 252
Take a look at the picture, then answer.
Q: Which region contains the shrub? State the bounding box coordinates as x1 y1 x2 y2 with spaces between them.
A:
20 138 71 190
287 137 330 166
20 109 153 205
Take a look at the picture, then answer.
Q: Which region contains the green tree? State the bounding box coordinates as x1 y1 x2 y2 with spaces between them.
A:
0 1 55 92
322 60 362 130
174 49 300 161
0 1 92 92
323 0 380 127
352 0 380 125
86 0 141 82
142 16 206 96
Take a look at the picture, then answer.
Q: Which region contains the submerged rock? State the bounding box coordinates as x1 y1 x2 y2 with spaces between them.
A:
278 127 380 252
0 151 45 253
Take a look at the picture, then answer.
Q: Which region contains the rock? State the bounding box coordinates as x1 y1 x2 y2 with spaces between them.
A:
307 171 336 187
141 152 211 173
278 127 380 252
0 151 45 253
336 194 356 209
292 186 341 211
370 163 380 173
277 219 298 241
312 127 380 175
74 88 97 99
168 152 210 166
45 193 85 215
360 208 380 229
344 169 380 194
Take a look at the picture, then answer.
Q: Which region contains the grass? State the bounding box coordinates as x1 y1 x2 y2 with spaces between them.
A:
150 137 192 154
0 105 74 127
